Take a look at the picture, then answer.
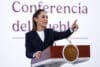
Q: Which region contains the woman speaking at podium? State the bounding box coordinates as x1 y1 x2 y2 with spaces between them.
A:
25 9 78 61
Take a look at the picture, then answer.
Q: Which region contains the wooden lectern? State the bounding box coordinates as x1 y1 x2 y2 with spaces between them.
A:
31 45 90 67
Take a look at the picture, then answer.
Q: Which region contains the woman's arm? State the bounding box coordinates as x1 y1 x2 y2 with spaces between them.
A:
53 29 73 41
53 19 78 41
25 33 35 59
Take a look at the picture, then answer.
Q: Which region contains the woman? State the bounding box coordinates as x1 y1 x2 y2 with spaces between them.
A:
25 9 78 59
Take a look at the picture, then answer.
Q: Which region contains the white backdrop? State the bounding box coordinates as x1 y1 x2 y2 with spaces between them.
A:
0 0 100 67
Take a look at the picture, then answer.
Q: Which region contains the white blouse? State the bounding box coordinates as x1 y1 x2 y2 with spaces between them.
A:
37 31 45 42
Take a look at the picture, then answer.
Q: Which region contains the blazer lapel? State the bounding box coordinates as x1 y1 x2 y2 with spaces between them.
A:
33 29 48 44
44 29 48 43
34 31 44 44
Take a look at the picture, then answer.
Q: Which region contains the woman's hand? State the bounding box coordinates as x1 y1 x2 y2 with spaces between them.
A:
34 51 42 59
71 19 79 32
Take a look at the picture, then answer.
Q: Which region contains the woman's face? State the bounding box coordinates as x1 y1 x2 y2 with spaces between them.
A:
35 11 48 29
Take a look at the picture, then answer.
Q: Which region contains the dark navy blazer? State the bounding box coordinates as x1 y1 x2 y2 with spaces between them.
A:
25 28 73 58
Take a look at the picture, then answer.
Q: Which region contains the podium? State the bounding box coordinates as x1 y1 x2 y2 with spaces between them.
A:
31 45 90 67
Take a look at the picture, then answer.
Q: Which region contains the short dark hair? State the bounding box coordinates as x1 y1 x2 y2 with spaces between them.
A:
32 9 45 31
